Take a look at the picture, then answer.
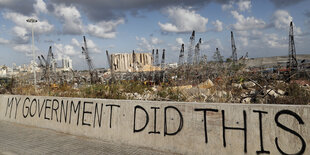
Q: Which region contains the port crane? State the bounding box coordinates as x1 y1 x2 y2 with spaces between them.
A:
81 36 98 84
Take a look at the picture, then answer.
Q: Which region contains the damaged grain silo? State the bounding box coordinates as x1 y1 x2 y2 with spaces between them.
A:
110 52 160 72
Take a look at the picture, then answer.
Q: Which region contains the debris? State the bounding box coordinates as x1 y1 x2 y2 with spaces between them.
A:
241 97 251 103
198 79 214 89
243 81 256 88
267 89 279 98
277 89 285 95
233 83 242 89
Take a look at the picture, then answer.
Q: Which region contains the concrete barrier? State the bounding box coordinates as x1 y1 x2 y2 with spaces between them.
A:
1 95 309 154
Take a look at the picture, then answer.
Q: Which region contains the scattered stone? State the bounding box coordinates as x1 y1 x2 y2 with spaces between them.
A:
73 83 78 90
198 79 214 89
267 89 279 98
216 91 227 98
176 85 192 90
241 93 247 98
277 89 285 95
151 87 157 92
249 89 256 95
241 97 251 103
244 81 256 88
233 83 242 89
290 80 310 86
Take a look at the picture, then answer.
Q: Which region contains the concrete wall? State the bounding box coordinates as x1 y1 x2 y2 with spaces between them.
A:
1 95 309 154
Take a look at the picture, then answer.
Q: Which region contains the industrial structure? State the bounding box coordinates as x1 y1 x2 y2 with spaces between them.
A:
178 44 185 65
82 36 98 84
110 52 154 72
2 22 309 89
106 50 111 70
231 31 237 62
155 49 159 66
288 21 298 71
37 46 57 82
61 57 73 72
161 49 165 69
187 31 195 64
193 38 202 64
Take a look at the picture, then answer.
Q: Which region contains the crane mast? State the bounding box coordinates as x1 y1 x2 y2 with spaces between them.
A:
288 21 298 71
231 31 237 62
82 36 98 84
161 49 165 68
155 49 159 66
187 30 195 64
178 44 185 65
194 38 202 64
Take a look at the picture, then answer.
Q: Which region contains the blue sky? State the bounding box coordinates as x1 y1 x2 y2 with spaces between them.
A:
0 0 310 70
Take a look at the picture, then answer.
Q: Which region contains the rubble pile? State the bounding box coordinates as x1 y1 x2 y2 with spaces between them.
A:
2 58 310 105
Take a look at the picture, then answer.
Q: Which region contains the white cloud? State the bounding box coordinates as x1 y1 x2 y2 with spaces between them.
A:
263 33 286 48
34 0 48 14
71 37 101 53
200 41 211 51
237 0 251 12
53 4 83 35
294 26 303 36
202 39 223 51
3 11 53 34
222 1 234 11
236 30 286 50
12 44 39 56
135 47 144 52
158 7 208 33
71 38 80 47
86 39 101 53
151 37 162 45
0 38 9 44
12 26 29 43
0 0 11 5
168 38 184 52
212 20 223 32
176 38 184 45
87 18 124 39
54 43 76 55
222 0 251 12
53 43 77 60
136 37 153 51
136 36 163 51
272 10 293 29
231 10 266 31
169 44 180 51
234 30 261 48
239 37 248 46
272 10 303 36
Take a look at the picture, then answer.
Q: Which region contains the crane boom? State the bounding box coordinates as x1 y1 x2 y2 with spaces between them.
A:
178 44 185 65
81 36 98 83
187 30 195 64
231 31 237 62
288 21 298 70
38 56 44 67
161 49 165 68
82 36 95 71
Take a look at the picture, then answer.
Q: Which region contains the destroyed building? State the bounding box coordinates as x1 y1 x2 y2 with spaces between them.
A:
110 53 159 72
60 57 73 72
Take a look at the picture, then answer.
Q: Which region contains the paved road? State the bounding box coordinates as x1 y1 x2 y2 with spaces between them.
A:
0 121 174 155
